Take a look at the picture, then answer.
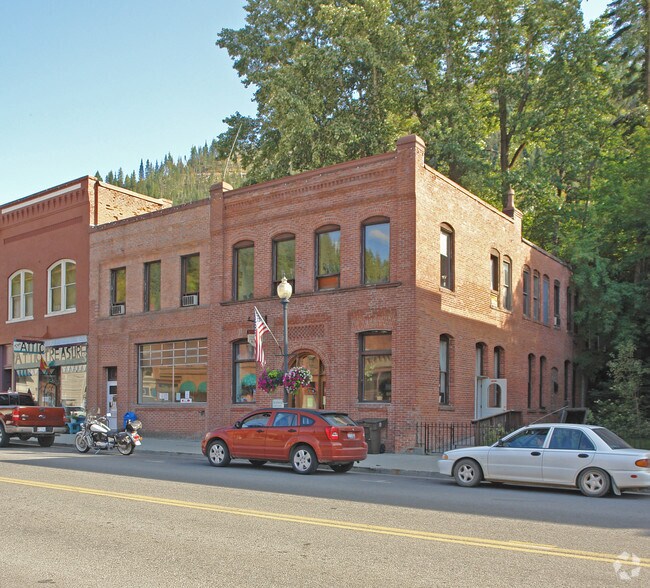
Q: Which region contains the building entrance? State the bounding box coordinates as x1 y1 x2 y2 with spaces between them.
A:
287 351 325 409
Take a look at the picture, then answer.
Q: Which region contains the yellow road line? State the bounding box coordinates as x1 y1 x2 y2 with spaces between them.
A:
1 475 647 567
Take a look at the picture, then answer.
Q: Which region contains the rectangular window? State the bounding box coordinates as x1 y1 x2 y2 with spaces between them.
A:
543 276 550 325
234 244 254 300
502 259 512 310
363 222 390 285
144 261 161 312
523 269 530 317
181 254 200 306
316 228 341 290
273 236 295 294
533 273 540 321
233 341 256 403
440 229 454 290
110 267 126 315
439 336 450 405
359 332 392 402
553 280 561 327
138 339 208 404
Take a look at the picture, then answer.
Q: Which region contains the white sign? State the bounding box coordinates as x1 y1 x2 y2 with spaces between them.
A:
271 398 285 408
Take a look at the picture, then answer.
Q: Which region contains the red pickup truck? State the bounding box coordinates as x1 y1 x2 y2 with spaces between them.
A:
0 392 67 447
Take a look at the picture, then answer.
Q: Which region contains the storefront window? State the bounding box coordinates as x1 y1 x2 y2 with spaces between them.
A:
138 339 207 404
233 341 256 403
359 332 392 402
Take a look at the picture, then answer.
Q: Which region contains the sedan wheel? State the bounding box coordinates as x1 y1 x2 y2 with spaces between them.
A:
453 458 483 487
207 440 231 467
330 462 354 473
291 445 318 475
578 468 611 497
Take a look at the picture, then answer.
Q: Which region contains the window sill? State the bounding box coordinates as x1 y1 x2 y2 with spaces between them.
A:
438 404 455 411
45 308 76 318
6 316 34 324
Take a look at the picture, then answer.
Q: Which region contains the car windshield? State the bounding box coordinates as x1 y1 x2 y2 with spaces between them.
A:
591 427 632 450
321 413 356 426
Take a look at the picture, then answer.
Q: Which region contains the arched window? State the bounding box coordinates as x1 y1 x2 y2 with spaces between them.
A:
272 233 295 294
494 346 505 378
523 266 531 318
533 271 541 321
439 335 452 405
440 224 454 290
527 354 535 409
9 270 33 321
502 256 512 310
233 241 254 301
362 218 390 285
315 225 340 290
48 260 76 314
475 343 487 377
543 275 550 325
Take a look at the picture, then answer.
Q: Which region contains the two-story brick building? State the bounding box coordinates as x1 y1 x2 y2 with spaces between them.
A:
0 177 170 415
84 135 576 451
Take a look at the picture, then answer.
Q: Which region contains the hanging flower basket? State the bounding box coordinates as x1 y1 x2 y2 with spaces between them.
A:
257 369 284 394
282 367 313 395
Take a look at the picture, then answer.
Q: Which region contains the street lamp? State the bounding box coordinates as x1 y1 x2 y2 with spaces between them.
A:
276 275 293 406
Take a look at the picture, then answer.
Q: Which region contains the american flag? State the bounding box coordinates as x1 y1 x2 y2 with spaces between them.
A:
254 307 270 366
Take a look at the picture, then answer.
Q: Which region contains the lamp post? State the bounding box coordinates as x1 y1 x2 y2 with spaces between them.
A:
276 275 293 406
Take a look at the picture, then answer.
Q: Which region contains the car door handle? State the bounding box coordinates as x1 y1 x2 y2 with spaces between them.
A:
530 451 541 456
288 429 297 432
578 454 589 458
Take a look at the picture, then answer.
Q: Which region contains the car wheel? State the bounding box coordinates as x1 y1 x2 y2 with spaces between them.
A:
330 462 354 473
37 435 55 448
249 460 267 467
578 468 611 497
207 439 231 467
0 425 9 448
291 445 318 475
453 458 483 487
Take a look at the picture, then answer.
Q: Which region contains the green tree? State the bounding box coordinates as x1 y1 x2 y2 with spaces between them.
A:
217 0 412 184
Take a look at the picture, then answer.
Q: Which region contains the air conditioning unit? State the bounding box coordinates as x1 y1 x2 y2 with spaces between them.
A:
181 294 199 307
111 303 125 316
554 316 561 327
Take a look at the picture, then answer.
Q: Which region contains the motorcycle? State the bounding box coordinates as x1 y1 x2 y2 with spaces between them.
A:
74 411 142 455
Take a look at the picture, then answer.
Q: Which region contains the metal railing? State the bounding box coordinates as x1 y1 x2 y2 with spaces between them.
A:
416 411 522 454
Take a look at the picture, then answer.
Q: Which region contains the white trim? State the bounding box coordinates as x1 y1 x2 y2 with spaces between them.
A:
6 316 34 324
44 335 87 347
2 183 82 214
44 308 77 318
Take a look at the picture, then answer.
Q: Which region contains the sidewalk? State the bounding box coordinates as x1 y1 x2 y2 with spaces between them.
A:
54 434 441 477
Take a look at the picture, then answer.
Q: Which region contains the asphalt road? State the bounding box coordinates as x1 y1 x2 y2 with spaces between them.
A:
0 443 648 587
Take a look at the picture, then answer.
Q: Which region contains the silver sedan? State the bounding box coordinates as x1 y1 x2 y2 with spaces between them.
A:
438 423 650 497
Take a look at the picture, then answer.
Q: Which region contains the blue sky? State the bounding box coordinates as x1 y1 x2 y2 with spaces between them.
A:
0 0 609 205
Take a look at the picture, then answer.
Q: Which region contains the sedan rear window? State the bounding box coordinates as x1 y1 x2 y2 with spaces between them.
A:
592 427 632 450
321 413 356 426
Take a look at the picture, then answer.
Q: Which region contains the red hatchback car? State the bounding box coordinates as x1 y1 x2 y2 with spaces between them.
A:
201 409 368 474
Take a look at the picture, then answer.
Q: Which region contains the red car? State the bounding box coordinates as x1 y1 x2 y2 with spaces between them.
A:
201 409 368 474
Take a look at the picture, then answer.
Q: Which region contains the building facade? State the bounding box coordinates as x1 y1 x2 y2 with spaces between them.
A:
0 177 170 413
85 135 575 452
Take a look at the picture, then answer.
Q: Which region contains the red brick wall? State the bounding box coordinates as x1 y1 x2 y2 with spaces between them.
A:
87 136 574 451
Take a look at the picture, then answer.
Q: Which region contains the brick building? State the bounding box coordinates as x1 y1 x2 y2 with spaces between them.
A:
0 177 170 415
85 135 576 452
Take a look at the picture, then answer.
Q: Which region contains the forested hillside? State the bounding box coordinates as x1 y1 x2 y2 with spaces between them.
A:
96 140 246 204
100 0 648 433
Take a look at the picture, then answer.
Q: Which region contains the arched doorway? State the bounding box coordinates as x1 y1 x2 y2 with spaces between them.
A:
288 351 325 409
